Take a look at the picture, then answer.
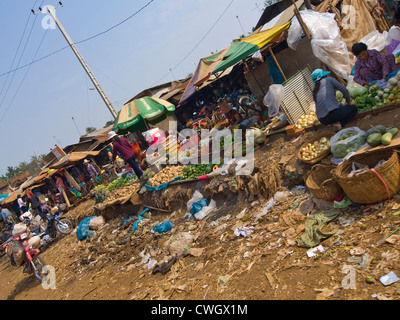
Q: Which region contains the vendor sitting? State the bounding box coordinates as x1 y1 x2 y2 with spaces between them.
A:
218 98 242 129
352 42 398 86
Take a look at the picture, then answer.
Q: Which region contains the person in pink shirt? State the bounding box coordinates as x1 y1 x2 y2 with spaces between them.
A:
352 42 398 86
108 131 143 178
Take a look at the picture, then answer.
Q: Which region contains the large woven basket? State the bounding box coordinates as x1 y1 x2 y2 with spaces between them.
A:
297 131 335 164
333 149 400 204
306 164 343 201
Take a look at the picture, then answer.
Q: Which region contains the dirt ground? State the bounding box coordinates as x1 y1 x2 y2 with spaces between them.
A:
1 108 400 303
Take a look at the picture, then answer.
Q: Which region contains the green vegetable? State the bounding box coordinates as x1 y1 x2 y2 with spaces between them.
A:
367 133 382 147
381 132 393 146
374 125 387 134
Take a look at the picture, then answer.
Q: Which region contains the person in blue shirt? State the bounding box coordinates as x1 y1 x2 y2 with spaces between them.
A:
312 69 358 131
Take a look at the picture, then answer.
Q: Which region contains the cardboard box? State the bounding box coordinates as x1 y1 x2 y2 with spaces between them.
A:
285 125 305 137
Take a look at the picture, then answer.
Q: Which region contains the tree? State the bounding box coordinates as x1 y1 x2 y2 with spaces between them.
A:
86 127 97 134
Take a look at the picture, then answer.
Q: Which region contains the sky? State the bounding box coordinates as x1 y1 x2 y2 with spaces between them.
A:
0 0 265 177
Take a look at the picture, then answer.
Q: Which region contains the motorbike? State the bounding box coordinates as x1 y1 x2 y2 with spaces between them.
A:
6 226 46 282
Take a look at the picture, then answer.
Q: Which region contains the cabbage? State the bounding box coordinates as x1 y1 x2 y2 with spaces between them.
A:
389 77 398 86
336 91 343 102
348 86 367 99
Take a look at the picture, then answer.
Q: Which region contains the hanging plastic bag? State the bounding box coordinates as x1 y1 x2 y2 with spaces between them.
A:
252 50 264 62
263 84 284 118
329 127 367 158
360 30 390 52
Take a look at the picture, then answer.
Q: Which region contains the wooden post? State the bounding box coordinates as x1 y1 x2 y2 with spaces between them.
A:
269 47 287 82
63 169 81 191
290 0 312 40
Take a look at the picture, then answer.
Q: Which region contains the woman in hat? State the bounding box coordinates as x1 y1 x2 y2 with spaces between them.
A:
218 98 242 129
108 131 143 178
312 69 357 130
352 42 398 86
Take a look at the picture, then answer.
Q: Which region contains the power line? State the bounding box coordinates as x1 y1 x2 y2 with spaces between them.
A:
0 0 43 111
0 0 38 98
0 0 155 78
151 0 234 86
0 29 48 124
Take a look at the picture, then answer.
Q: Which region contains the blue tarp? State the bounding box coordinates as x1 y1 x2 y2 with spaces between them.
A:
0 193 10 203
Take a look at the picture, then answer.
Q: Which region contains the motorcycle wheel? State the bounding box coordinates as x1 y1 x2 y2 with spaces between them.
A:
56 219 73 234
31 256 45 282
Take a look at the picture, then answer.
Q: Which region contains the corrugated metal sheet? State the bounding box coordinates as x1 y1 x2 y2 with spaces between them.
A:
281 68 315 125
245 38 321 101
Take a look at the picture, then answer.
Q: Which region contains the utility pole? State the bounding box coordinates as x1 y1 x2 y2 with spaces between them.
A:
33 3 118 119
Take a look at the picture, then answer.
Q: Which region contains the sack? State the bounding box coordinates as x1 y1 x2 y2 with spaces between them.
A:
89 216 106 230
12 223 27 237
329 127 367 159
10 241 26 266
28 235 41 249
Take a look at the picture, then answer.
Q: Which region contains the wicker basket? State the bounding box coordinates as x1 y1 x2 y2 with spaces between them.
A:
297 131 336 164
306 164 343 201
333 149 400 204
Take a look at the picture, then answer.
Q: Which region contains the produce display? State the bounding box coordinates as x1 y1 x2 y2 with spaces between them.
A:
294 113 320 129
93 182 139 205
341 72 400 111
299 136 330 161
180 163 214 180
147 165 185 186
366 125 399 147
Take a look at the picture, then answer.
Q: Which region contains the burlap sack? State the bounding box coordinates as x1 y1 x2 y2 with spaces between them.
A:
89 216 106 230
28 236 41 249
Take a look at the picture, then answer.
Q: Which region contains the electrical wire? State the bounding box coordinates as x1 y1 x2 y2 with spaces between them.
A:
0 0 41 109
0 0 38 98
0 0 155 78
0 29 48 124
150 0 234 86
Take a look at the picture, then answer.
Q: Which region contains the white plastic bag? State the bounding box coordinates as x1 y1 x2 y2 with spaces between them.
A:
252 50 264 62
263 84 284 118
288 10 351 79
360 30 390 52
329 127 367 158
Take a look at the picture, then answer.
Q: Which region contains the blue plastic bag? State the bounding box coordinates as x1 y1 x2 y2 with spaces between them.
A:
132 208 150 232
76 216 97 241
191 198 210 216
153 221 173 233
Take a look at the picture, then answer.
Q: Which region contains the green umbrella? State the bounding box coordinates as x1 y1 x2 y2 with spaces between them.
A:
113 97 175 134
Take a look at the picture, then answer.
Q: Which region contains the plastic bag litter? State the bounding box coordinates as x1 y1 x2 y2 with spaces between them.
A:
186 191 216 220
153 221 173 233
76 217 97 241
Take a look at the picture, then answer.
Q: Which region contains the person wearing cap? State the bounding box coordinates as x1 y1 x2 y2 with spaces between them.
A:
108 131 143 178
312 69 357 130
352 42 398 86
218 98 242 129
